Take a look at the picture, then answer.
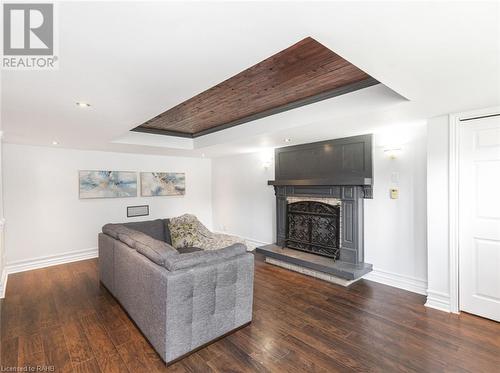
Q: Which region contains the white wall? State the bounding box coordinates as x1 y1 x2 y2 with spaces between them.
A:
212 151 276 245
425 115 451 310
211 125 428 294
3 144 212 266
364 125 427 293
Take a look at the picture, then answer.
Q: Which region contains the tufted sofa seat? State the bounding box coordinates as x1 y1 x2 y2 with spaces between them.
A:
98 218 254 364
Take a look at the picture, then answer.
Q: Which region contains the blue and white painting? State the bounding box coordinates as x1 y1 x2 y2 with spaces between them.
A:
141 172 185 196
79 171 137 199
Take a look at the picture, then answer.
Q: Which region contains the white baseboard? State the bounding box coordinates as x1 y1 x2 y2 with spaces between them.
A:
243 237 269 251
5 247 98 275
425 290 451 312
363 268 428 295
0 268 7 299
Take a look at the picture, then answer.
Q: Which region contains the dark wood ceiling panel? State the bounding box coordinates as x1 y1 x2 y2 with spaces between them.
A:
133 37 378 138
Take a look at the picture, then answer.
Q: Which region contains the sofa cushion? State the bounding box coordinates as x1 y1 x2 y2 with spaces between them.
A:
122 219 165 241
176 247 203 254
162 219 173 245
108 227 178 266
164 243 246 271
135 240 179 266
103 222 178 266
105 219 171 244
102 223 136 239
123 219 165 242
117 228 177 251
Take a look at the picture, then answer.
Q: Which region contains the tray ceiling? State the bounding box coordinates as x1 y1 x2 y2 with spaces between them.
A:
133 37 379 138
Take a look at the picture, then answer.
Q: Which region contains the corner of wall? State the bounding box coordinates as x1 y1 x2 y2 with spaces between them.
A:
426 115 452 312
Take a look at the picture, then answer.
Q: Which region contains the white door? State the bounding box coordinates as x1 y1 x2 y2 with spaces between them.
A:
459 114 500 322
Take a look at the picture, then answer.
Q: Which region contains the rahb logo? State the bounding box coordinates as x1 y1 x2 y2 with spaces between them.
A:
2 3 58 69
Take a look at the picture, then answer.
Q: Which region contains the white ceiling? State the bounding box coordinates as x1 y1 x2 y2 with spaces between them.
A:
1 1 499 157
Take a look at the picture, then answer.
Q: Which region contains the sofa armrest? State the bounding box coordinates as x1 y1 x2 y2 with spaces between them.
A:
98 233 115 293
163 243 246 271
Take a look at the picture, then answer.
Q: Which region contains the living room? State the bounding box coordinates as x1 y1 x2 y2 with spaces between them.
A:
1 1 499 372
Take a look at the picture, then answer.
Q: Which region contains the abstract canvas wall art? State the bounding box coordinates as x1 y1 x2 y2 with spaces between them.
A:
141 172 185 196
79 171 137 199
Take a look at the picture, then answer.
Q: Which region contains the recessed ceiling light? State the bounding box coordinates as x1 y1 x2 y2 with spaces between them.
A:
201 153 206 158
76 102 91 108
284 138 292 143
52 141 59 145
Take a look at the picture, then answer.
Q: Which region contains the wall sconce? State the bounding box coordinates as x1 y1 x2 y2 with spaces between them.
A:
384 147 402 159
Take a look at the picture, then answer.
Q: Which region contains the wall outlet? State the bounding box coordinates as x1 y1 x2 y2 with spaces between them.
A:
390 188 399 199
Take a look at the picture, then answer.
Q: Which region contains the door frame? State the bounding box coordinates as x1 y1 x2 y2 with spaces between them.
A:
448 106 500 314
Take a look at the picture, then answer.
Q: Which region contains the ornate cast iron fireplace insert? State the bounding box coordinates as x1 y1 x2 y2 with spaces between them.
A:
286 201 340 259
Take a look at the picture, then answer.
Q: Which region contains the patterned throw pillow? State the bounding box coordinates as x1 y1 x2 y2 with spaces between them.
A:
168 214 196 248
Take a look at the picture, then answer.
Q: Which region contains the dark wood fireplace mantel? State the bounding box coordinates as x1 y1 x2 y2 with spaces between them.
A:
267 134 373 198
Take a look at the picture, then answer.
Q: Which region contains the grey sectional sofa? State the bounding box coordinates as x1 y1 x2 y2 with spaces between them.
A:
98 218 254 364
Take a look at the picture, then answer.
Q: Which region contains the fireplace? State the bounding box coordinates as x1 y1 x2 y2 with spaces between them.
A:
256 134 374 281
285 198 341 259
273 185 365 265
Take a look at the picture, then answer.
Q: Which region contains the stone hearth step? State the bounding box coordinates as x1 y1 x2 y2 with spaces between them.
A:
256 244 372 282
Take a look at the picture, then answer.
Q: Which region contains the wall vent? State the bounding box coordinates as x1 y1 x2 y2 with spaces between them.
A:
127 205 149 218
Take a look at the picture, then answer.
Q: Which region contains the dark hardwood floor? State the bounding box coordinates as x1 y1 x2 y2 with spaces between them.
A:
1 254 499 372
